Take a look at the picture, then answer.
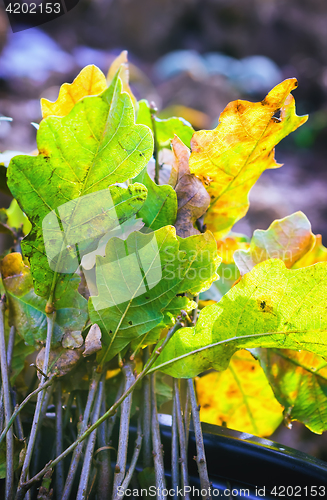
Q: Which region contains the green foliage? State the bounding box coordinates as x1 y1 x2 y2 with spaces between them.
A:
2 59 326 469
2 253 88 346
137 99 194 149
133 168 177 230
153 259 327 377
254 348 327 434
7 74 153 298
89 227 219 363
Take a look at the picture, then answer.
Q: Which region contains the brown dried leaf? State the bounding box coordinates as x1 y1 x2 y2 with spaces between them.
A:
36 346 82 378
62 330 84 349
83 323 102 357
171 136 210 238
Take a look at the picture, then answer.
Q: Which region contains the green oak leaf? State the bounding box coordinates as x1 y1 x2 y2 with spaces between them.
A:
254 348 327 434
153 259 327 378
89 227 220 364
7 74 153 298
137 99 194 149
2 253 88 346
234 212 315 275
133 167 177 230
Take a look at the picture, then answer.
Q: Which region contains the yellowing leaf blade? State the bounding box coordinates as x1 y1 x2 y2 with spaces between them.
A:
196 350 283 437
107 50 137 109
41 65 107 118
189 79 308 238
234 212 315 275
255 348 327 434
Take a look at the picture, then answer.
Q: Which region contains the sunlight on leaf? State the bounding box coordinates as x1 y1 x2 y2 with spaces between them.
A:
255 348 327 434
8 73 153 298
154 259 327 378
89 226 220 363
234 212 315 275
41 65 107 118
133 167 177 230
189 79 308 239
107 50 137 109
216 232 250 264
292 234 327 268
196 350 283 437
137 100 194 150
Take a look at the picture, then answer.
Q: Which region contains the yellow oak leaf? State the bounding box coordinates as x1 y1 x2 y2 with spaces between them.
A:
41 65 107 118
195 350 283 437
107 50 137 109
189 79 308 239
216 233 250 264
292 234 327 268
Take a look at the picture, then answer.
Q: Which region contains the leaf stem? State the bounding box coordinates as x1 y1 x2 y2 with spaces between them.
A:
151 372 167 499
142 347 152 469
16 312 56 499
77 378 104 500
171 384 179 500
0 376 55 447
115 412 142 499
61 367 101 500
16 312 56 500
187 379 211 500
21 322 183 491
6 326 16 372
0 299 14 500
96 387 112 500
112 361 135 497
107 379 124 441
55 380 64 499
184 388 191 457
174 379 190 500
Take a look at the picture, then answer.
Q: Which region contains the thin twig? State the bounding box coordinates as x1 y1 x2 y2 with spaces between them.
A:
171 386 179 500
184 387 191 457
112 361 135 497
151 372 166 500
30 384 54 500
96 386 111 500
142 347 152 469
61 367 102 500
6 326 16 372
0 376 55 446
187 379 211 500
55 380 64 498
0 299 14 500
77 378 104 500
116 413 142 499
10 390 24 441
107 378 124 442
174 379 190 500
16 312 56 500
21 322 183 490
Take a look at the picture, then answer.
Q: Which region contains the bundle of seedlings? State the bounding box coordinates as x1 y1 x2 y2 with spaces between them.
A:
1 52 327 500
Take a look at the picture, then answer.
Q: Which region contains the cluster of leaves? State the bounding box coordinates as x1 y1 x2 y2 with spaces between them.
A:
1 50 327 494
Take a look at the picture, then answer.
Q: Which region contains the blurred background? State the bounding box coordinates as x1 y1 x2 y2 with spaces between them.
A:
0 0 326 458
